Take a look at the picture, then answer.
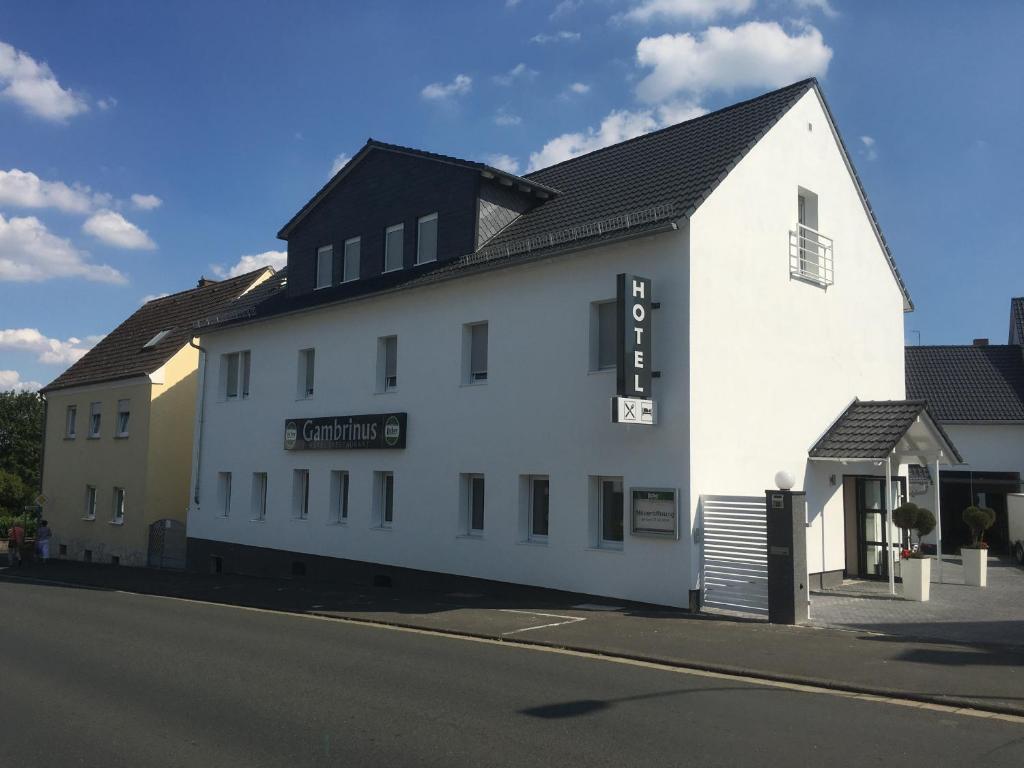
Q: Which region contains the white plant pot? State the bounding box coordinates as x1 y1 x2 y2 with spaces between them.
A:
900 557 931 601
962 547 988 587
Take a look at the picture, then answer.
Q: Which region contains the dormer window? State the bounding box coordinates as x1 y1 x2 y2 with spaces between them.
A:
316 245 333 289
416 213 438 265
343 237 361 282
384 224 404 272
143 329 172 349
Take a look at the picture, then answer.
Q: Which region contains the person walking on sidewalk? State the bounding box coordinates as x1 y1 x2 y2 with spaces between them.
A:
8 521 25 567
35 520 52 563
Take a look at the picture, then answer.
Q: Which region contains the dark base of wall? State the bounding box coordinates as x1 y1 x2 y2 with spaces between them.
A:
809 569 844 590
186 537 694 611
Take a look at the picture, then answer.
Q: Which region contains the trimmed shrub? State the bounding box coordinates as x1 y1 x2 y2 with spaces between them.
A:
962 505 996 547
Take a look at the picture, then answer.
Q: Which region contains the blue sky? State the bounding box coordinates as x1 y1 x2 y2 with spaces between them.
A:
1 0 1022 390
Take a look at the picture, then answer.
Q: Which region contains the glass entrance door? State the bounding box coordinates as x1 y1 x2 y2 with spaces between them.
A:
858 478 889 579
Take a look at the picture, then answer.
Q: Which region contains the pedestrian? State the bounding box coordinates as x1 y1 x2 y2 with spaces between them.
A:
8 521 25 567
36 519 52 563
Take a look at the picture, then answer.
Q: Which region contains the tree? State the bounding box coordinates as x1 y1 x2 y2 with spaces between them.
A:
0 390 44 499
0 469 31 514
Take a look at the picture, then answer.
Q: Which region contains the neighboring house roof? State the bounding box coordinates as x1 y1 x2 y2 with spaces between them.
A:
905 345 1024 423
42 268 273 393
809 399 963 463
1010 297 1024 345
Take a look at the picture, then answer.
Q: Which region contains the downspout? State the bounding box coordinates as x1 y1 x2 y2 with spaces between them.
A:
38 393 47 504
188 337 207 506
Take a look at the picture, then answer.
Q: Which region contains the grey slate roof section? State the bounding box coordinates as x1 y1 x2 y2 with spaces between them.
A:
905 345 1024 423
909 464 933 487
43 268 272 393
1010 297 1024 345
809 399 963 462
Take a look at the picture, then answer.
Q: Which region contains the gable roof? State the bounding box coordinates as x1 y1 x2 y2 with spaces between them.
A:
42 268 273 393
809 399 962 463
905 344 1024 423
1010 297 1024 345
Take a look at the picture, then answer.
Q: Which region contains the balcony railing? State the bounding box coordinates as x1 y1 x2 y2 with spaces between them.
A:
789 224 834 287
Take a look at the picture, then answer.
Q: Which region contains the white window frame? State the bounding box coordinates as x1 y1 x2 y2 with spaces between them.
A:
143 329 172 349
378 335 398 392
292 469 310 520
112 487 125 524
462 322 488 384
343 237 361 283
297 348 315 399
329 470 349 523
591 300 617 372
316 245 334 289
384 223 404 273
222 351 252 400
529 475 550 541
374 471 394 528
84 485 97 520
461 473 485 535
218 472 232 517
251 472 268 521
89 402 102 438
116 399 130 437
65 405 77 439
416 212 438 265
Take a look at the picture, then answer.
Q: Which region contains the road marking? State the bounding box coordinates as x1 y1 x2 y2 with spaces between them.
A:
498 609 587 636
2 574 1022 725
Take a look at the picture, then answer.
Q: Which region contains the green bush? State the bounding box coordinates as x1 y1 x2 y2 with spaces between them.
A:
892 503 920 533
962 505 996 547
914 507 936 539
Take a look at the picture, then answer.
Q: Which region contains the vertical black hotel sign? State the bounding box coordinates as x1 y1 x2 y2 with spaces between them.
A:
616 273 652 398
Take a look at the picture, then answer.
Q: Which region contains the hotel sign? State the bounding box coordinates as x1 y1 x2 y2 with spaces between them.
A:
613 273 656 424
630 488 678 538
284 413 407 451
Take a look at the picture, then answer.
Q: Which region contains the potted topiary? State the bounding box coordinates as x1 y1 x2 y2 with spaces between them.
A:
893 503 933 601
962 505 996 587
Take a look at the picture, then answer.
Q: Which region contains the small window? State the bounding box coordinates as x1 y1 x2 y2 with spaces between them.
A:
218 472 232 517
292 469 309 520
463 322 488 384
84 485 97 519
143 329 173 349
225 353 239 398
316 245 333 289
593 300 617 371
223 351 251 400
330 470 349 523
65 405 77 438
530 476 550 539
251 472 268 521
112 487 125 524
241 351 251 398
416 213 438 265
384 223 404 272
343 237 361 282
89 402 102 437
462 474 485 534
374 471 394 527
595 476 624 547
116 399 130 437
298 348 315 399
378 336 398 392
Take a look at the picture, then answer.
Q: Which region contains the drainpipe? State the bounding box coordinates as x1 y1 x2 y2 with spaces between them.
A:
188 337 207 507
37 392 47 503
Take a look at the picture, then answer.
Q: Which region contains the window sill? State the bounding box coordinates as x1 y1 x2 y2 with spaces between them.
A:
291 516 309 522
87 435 101 440
326 520 348 527
382 267 403 274
249 518 267 523
456 533 485 541
460 380 487 388
586 544 624 553
108 520 125 526
588 367 615 376
115 434 129 439
376 389 399 395
64 436 76 441
295 396 314 402
341 277 359 284
81 516 96 522
371 524 394 531
518 538 548 547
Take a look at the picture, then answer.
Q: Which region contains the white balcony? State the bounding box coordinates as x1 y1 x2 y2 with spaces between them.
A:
789 224 834 287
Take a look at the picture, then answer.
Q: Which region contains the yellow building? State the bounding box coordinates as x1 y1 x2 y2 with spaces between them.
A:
40 269 272 567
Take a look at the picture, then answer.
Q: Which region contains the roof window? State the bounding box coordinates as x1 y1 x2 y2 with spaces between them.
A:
143 329 173 349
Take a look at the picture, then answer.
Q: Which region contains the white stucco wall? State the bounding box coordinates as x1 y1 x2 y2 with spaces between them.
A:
190 230 697 607
942 424 1024 474
687 89 908 577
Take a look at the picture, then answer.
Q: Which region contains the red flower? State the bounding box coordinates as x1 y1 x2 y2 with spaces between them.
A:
901 548 911 560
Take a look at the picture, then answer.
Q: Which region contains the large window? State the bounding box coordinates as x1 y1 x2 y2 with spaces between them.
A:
529 476 550 540
416 213 438 265
462 474 485 534
298 348 315 399
116 399 130 437
343 237 361 282
316 245 333 289
89 402 102 438
65 405 77 438
330 470 349 523
384 223 404 272
595 476 624 547
84 485 97 520
223 351 251 400
463 322 488 384
592 300 617 372
374 471 394 528
112 487 126 524
378 335 398 392
292 469 309 520
218 472 232 517
251 473 267 521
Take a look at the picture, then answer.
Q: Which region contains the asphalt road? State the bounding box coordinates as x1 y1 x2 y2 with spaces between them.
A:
2 578 1021 768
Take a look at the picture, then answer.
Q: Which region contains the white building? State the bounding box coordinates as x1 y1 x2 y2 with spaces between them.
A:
187 79 957 610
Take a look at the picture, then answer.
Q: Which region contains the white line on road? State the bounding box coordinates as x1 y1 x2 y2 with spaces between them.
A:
498 609 587 636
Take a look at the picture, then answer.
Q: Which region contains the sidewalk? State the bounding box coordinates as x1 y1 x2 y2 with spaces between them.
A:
3 560 1022 716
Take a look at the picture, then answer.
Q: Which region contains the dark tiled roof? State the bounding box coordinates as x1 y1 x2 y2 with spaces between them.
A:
42 269 273 393
809 399 962 462
905 345 1024 423
909 464 932 486
1010 297 1024 345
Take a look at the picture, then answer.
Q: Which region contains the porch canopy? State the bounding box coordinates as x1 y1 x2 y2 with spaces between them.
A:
808 399 963 591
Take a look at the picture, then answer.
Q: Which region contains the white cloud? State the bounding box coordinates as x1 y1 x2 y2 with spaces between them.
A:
0 328 96 365
860 135 878 161
130 193 162 210
656 99 708 124
82 210 156 250
0 213 125 284
635 21 832 103
506 0 521 7
568 82 591 94
0 168 105 214
530 31 581 44
420 74 472 100
494 109 522 126
493 63 538 86
140 292 169 304
211 250 287 279
0 40 89 121
528 108 661 171
330 153 352 177
484 153 522 175
97 96 117 110
619 0 755 23
551 0 583 20
794 0 838 18
0 370 42 392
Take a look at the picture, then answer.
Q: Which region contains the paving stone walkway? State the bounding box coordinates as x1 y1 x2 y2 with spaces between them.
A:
811 554 1024 647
